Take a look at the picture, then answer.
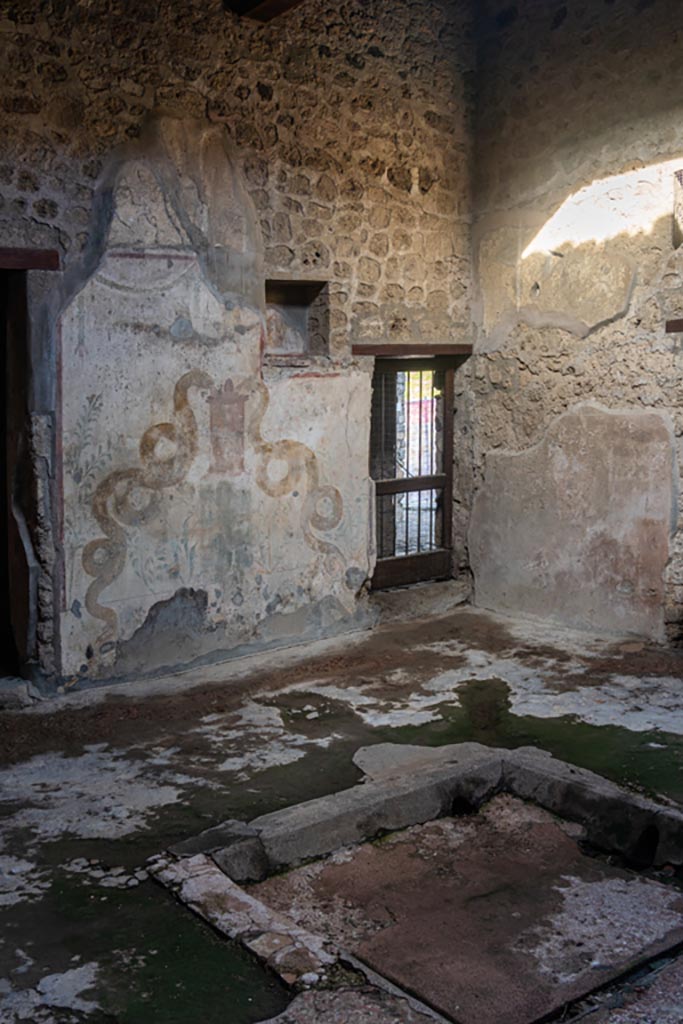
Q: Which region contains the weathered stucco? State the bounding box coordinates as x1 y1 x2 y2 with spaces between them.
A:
0 0 473 685
469 404 676 639
461 0 683 642
0 0 472 348
6 0 683 682
58 118 375 680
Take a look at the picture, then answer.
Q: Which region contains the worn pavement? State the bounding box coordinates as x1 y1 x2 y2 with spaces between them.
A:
1 605 683 1022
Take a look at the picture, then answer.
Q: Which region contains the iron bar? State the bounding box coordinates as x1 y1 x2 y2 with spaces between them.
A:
404 372 410 555
375 474 446 495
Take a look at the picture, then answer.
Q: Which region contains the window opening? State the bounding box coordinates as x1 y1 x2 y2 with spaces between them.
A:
370 359 454 588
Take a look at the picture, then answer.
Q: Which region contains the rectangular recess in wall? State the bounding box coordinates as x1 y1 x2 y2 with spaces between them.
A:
265 279 329 357
674 170 683 248
223 0 306 22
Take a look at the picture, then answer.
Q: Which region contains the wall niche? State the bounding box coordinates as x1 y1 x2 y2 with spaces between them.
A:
674 169 683 248
265 279 330 357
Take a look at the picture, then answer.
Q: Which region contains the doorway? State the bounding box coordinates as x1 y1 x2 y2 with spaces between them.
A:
0 270 22 673
0 249 59 679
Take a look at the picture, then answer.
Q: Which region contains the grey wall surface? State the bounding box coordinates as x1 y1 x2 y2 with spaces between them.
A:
0 0 473 685
464 0 683 640
5 0 683 685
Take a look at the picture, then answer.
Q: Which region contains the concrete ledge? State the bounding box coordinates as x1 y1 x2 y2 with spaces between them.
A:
243 743 683 872
157 741 683 881
148 853 335 986
249 743 503 868
505 746 683 868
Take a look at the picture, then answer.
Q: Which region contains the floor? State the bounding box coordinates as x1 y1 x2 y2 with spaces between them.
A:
1 605 683 1023
251 795 683 1024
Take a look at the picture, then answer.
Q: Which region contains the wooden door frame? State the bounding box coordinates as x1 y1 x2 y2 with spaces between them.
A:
0 248 60 271
0 248 60 677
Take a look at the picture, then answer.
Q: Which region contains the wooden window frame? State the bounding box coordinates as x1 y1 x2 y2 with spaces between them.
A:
370 357 457 590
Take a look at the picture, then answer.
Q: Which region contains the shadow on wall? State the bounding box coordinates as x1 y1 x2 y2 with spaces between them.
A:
470 156 683 640
473 0 683 216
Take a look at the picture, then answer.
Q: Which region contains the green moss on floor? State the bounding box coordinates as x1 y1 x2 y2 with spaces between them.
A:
4 674 683 1024
3 871 289 1024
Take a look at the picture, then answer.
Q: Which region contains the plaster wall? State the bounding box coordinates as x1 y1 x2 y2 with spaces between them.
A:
57 121 373 680
8 0 681 678
466 0 683 640
0 0 473 684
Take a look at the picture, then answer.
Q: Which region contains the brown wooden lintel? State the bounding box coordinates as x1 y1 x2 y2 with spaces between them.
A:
665 319 683 334
0 248 60 271
352 344 473 357
372 550 452 590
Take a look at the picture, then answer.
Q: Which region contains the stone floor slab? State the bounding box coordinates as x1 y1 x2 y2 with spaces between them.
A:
251 796 683 1024
260 986 439 1024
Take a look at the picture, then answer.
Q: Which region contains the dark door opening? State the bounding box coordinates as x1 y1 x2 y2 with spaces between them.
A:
0 270 28 675
370 358 454 589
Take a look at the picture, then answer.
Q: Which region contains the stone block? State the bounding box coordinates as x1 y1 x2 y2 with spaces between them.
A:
211 836 269 883
150 853 334 983
169 818 256 858
352 740 499 781
251 777 453 868
503 747 683 868
251 747 503 868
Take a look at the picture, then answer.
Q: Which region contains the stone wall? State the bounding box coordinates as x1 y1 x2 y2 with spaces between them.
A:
0 0 473 684
0 0 472 349
466 0 683 640
9 0 681 679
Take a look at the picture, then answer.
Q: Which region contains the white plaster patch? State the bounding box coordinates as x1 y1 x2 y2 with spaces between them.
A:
63 857 148 889
511 674 683 732
0 856 50 907
219 742 308 776
519 875 683 985
292 682 450 728
193 701 332 780
12 949 35 976
0 963 100 1021
270 626 683 736
0 745 194 841
413 641 683 735
497 614 612 659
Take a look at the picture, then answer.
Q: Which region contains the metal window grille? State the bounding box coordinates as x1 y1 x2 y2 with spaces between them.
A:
370 359 454 588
